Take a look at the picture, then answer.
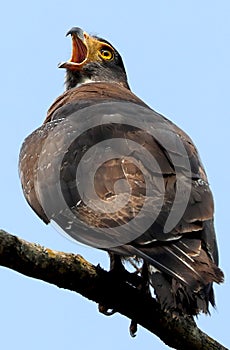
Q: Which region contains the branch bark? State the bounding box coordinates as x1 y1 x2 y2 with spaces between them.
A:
0 229 228 350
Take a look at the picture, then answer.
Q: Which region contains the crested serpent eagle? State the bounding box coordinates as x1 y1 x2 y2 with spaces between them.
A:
19 27 224 319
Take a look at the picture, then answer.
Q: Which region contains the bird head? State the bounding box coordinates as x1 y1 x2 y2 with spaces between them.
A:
59 27 129 90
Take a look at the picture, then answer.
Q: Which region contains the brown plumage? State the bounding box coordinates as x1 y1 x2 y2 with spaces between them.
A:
19 27 224 316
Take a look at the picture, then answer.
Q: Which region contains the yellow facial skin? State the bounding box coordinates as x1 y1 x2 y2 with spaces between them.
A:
59 31 115 71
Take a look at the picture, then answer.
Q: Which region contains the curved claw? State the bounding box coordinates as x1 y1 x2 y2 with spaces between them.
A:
98 304 116 316
129 319 137 337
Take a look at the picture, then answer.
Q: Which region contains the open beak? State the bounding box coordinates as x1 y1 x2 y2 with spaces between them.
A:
58 27 88 70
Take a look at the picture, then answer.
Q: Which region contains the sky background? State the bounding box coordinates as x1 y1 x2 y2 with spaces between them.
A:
0 1 229 349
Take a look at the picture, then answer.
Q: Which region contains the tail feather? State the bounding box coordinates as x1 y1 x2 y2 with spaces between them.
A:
122 237 224 315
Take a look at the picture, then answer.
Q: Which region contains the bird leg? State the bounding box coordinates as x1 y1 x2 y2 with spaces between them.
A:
98 253 143 315
129 261 151 337
98 253 131 316
98 253 124 316
98 253 150 337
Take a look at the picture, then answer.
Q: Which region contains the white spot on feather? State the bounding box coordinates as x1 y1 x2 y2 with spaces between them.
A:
149 265 160 274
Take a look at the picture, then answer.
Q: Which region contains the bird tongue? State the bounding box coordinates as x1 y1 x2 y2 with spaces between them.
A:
70 35 87 63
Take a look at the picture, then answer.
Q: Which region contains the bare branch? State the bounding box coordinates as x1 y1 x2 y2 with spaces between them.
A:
0 229 228 350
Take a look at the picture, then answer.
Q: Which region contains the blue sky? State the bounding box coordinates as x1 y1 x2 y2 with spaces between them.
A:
0 1 229 349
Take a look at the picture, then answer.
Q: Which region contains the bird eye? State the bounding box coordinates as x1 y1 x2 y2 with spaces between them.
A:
99 48 114 60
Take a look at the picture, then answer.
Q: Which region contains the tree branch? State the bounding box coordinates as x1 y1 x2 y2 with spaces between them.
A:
0 229 228 350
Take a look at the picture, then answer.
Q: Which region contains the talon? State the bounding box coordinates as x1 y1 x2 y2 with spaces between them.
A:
98 304 116 316
129 319 138 337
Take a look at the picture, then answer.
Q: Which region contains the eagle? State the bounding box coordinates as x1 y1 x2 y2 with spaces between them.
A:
19 27 224 318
